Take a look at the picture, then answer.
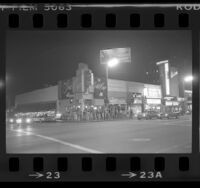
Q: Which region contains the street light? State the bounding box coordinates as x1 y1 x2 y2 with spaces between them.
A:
184 75 193 82
100 47 131 107
107 58 119 68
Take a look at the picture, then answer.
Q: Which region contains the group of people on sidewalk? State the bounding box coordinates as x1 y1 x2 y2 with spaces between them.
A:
62 105 135 121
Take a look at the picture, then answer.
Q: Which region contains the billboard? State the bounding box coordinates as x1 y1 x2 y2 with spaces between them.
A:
100 47 131 64
94 77 107 99
58 79 74 100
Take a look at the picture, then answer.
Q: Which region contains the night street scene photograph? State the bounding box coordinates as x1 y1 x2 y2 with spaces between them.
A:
6 31 192 153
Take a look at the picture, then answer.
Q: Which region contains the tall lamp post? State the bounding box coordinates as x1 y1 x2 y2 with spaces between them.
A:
100 47 131 106
184 75 193 83
105 58 119 105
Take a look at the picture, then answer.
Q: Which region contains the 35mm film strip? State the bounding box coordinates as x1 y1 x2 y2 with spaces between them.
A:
0 3 199 182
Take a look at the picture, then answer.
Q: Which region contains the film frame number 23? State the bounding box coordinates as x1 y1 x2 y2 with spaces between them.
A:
45 171 60 179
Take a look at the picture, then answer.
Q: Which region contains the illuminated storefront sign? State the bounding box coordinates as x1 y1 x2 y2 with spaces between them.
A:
143 88 161 98
146 99 161 104
165 101 179 106
165 63 170 95
156 60 171 97
156 60 169 65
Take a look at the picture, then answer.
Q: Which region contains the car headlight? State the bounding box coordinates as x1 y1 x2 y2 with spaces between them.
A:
16 118 22 124
165 114 168 117
9 118 14 123
26 118 31 123
142 114 146 117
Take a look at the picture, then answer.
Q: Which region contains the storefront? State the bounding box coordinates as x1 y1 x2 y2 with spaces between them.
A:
143 85 162 112
145 98 161 112
93 99 104 106
165 100 180 113
127 93 143 114
186 101 192 111
184 90 192 112
131 103 142 114
14 64 163 119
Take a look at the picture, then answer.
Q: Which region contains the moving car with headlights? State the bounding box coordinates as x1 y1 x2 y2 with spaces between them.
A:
8 117 32 124
157 112 180 119
137 111 159 120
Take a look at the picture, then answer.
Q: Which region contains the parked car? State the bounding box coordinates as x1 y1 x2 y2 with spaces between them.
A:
158 112 180 119
137 111 159 120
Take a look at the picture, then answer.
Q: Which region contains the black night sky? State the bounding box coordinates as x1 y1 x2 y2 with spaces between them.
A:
6 31 192 105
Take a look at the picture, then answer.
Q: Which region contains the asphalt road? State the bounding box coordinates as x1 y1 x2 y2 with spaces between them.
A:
6 115 192 153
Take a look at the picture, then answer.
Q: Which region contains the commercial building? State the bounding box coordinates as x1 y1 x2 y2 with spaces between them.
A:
14 63 162 116
156 60 192 113
14 62 192 117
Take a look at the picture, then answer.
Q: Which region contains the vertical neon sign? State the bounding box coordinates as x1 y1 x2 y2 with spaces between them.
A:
165 63 170 95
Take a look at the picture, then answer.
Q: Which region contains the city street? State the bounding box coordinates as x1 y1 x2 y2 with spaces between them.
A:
6 115 192 153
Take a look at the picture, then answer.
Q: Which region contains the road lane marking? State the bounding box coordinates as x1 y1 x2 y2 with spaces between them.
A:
9 129 103 154
130 138 151 142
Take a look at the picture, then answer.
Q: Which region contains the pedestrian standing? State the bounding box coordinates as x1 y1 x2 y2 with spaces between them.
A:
129 109 133 119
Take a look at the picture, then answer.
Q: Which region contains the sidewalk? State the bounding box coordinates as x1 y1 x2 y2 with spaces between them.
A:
179 114 192 121
57 116 138 123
